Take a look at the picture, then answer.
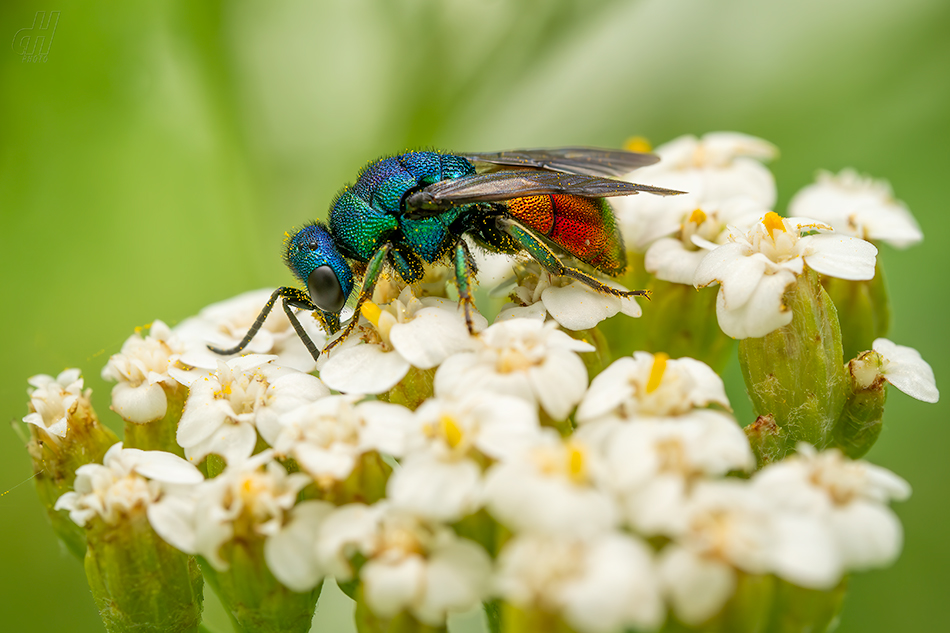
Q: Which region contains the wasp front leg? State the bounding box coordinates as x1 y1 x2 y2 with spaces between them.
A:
501 219 651 300
322 244 391 355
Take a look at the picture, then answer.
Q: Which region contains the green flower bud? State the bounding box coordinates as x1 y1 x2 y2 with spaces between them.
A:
738 269 848 454
764 579 847 633
201 538 321 633
832 350 887 458
85 511 203 633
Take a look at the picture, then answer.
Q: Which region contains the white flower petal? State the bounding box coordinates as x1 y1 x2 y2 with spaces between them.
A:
540 283 620 331
264 501 333 592
801 233 877 280
110 382 168 424
319 344 410 395
387 456 482 522
659 546 735 627
363 556 425 618
873 338 939 403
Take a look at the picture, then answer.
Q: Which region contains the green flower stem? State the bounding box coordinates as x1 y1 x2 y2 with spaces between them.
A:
823 260 890 362
738 269 847 456
200 541 321 633
84 511 203 633
28 397 118 559
123 385 187 456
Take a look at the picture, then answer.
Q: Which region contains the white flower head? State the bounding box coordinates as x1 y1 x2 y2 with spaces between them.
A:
495 262 642 330
386 391 542 522
175 354 330 464
578 415 754 536
789 169 922 248
24 368 88 441
435 318 594 420
660 479 841 625
174 289 328 374
694 212 878 339
317 502 491 625
576 352 730 424
483 430 618 538
495 532 664 633
147 450 310 571
101 320 184 423
644 197 768 284
854 339 939 403
318 286 486 395
272 395 412 486
754 443 910 572
54 442 203 527
614 132 778 252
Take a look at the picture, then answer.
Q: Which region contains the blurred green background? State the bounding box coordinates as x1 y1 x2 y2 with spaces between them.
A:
1 1 947 631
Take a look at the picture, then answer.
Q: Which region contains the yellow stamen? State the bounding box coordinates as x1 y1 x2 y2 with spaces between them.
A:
624 136 652 153
687 208 707 225
439 414 463 449
646 352 669 393
360 302 382 327
763 211 787 236
566 443 587 483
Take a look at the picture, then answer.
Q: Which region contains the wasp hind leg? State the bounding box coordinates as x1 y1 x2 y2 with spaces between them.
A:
452 239 479 334
502 220 650 300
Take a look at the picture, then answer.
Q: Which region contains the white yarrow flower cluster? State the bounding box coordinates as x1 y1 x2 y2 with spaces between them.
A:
789 169 922 248
496 262 643 330
24 368 88 441
40 133 935 632
695 213 878 338
55 443 203 527
101 320 185 423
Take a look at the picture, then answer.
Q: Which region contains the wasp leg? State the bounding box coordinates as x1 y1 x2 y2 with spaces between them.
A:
322 244 391 355
501 220 650 299
208 286 326 360
453 239 479 334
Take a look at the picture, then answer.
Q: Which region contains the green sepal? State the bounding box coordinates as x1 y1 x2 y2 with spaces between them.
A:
379 366 436 411
123 384 187 456
601 271 734 374
662 572 775 633
353 583 448 633
764 578 848 633
744 414 787 468
200 538 321 633
567 326 612 380
26 392 118 559
822 260 890 362
738 269 847 452
495 600 574 633
84 511 203 633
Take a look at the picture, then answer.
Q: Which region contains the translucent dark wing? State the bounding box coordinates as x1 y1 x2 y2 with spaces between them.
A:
462 147 659 177
404 170 684 213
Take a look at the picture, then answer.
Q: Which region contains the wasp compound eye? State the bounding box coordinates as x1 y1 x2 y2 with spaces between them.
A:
308 265 345 313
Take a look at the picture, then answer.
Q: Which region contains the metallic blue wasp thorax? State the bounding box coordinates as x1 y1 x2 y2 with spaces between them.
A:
328 152 476 264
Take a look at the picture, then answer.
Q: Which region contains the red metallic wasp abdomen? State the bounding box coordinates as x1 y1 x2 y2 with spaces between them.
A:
506 194 627 275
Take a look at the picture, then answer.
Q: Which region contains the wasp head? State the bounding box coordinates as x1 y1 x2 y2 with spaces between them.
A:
283 223 354 313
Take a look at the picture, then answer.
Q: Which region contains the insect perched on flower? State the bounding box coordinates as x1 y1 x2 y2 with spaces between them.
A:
210 148 683 361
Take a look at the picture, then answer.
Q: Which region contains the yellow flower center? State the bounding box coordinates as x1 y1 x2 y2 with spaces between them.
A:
624 136 652 153
763 211 787 237
687 208 707 225
646 352 669 394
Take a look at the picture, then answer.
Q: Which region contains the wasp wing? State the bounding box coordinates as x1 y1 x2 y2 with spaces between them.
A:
463 147 659 177
404 170 683 214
